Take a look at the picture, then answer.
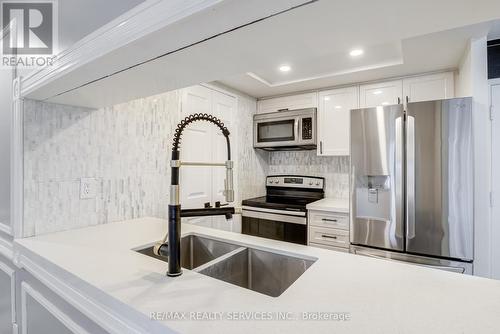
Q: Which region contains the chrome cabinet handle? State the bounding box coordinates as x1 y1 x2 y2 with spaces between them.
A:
397 97 401 104
321 235 338 239
320 141 323 154
322 218 338 222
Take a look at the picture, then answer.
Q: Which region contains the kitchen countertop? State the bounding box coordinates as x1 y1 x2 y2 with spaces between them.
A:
306 198 349 213
14 218 500 334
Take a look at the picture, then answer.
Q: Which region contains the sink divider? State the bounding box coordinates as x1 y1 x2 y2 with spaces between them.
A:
192 246 248 273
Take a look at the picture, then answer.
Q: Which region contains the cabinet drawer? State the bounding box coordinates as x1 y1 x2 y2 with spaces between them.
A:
309 226 349 248
309 242 349 253
309 211 349 230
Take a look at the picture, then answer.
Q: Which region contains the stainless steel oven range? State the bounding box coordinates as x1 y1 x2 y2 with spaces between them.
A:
242 175 324 245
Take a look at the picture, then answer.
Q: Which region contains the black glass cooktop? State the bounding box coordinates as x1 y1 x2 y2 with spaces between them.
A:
242 195 318 212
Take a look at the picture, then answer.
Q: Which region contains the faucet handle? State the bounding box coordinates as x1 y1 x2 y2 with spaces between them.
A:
204 202 212 208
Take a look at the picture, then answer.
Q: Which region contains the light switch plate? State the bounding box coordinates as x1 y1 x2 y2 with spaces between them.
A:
80 178 98 199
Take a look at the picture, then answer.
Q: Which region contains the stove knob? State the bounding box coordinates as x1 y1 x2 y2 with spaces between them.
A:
275 179 280 184
316 181 320 186
269 180 274 184
309 181 313 186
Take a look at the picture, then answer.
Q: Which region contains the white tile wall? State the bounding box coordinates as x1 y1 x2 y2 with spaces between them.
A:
23 86 348 236
269 151 349 199
23 87 267 236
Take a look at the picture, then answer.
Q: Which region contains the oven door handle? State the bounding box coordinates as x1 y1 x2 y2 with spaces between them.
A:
241 208 307 225
241 206 306 217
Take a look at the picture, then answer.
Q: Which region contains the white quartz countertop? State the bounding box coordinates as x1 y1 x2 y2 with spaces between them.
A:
14 218 500 334
306 198 349 213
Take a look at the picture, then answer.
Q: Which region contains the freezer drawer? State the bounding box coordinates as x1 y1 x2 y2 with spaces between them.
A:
351 245 473 274
405 98 473 261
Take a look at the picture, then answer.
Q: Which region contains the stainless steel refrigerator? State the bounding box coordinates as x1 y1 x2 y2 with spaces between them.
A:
350 97 474 274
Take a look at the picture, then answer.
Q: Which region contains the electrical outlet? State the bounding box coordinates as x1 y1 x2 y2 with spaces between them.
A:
80 178 98 199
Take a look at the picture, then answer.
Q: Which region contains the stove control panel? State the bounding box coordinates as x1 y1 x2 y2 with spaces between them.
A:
266 176 324 189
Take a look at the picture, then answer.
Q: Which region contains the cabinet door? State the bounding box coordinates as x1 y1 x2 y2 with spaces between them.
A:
0 261 15 334
20 281 108 334
403 72 454 104
318 87 358 156
210 90 236 231
180 86 213 212
359 80 403 108
257 92 318 114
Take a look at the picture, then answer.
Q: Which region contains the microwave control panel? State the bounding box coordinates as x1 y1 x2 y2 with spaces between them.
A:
301 117 313 140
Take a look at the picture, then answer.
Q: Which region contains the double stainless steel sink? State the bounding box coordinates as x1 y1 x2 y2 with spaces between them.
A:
136 234 316 297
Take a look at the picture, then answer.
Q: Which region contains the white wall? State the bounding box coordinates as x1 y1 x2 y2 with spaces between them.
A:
469 37 492 278
0 69 12 226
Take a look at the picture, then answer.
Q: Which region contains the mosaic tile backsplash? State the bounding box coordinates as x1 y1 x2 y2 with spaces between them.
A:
269 151 349 199
24 87 348 236
23 88 267 236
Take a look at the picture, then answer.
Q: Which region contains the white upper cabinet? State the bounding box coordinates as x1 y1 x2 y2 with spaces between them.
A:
359 80 403 108
257 92 318 114
318 87 358 156
402 72 455 104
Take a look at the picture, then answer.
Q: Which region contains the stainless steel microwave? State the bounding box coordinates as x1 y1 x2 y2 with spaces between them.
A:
253 108 317 151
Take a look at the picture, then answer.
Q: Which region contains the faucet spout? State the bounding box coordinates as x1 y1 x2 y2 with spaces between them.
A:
166 113 234 277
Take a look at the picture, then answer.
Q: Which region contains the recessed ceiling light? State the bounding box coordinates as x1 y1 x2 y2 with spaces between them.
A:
279 65 291 72
335 105 342 109
324 97 330 101
373 90 382 95
349 49 364 57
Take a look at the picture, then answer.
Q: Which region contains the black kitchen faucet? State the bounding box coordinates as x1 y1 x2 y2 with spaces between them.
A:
153 113 235 277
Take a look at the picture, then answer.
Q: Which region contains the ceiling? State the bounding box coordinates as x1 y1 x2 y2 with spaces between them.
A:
215 0 500 98
58 0 145 52
35 0 500 108
16 0 144 77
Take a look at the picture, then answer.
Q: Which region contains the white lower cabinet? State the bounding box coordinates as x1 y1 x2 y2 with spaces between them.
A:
308 210 350 252
22 283 75 334
0 256 15 334
18 270 109 334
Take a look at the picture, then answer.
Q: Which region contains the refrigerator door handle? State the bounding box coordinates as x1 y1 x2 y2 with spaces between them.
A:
395 116 404 239
406 115 416 239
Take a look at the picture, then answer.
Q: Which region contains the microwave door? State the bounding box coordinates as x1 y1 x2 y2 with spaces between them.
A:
254 118 298 147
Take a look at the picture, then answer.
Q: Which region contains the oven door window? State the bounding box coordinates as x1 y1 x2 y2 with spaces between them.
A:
257 119 295 143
